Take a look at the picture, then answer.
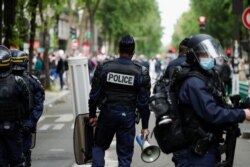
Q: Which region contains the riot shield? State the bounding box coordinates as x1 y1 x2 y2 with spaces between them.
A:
73 113 94 165
31 132 36 149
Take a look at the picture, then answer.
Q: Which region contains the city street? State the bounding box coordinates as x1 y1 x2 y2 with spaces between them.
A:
31 92 250 167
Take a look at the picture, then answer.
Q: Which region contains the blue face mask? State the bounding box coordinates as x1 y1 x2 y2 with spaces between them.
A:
199 58 215 70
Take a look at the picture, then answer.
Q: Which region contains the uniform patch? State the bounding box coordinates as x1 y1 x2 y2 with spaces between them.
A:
107 72 134 86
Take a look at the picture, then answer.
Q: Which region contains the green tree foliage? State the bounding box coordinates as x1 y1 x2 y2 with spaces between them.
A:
172 0 236 49
97 0 162 56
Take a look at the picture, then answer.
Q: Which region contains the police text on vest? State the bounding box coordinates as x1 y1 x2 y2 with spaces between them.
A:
107 72 134 86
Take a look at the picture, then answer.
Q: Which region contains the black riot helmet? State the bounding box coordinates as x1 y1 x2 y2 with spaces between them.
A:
10 49 29 71
0 45 12 77
186 34 228 70
119 34 135 54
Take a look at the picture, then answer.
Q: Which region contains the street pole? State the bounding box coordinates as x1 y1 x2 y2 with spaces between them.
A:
232 40 240 95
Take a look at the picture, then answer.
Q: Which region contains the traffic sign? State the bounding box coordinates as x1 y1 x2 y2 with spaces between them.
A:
242 7 250 29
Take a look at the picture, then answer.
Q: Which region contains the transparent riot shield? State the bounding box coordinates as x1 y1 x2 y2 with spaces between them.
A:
31 132 36 149
73 113 94 165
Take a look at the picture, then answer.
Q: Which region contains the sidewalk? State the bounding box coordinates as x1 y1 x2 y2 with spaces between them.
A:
44 89 70 109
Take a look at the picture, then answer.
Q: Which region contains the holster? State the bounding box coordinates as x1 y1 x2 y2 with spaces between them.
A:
191 133 213 156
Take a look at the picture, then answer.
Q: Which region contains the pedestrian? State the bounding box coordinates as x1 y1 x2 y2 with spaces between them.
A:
138 54 150 69
10 49 45 167
0 46 29 166
171 34 250 166
56 50 65 90
154 55 162 78
34 52 44 84
164 37 190 78
88 34 151 167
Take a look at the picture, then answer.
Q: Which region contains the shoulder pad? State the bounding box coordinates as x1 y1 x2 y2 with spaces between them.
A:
30 74 44 92
15 75 25 83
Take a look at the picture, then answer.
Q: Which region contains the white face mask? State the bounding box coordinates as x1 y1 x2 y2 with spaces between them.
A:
199 58 215 70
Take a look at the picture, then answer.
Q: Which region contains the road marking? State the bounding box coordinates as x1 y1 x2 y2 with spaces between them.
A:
55 114 74 122
38 114 74 123
49 148 65 152
38 123 65 130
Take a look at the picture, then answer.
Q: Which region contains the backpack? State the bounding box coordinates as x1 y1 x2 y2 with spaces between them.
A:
150 66 207 154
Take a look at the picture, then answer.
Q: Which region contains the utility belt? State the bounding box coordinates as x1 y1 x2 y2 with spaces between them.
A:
185 127 223 156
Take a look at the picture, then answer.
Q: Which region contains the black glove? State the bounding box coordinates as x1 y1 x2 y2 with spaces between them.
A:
230 95 241 107
239 97 250 109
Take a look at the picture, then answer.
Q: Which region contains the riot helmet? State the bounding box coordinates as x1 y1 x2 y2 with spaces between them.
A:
119 34 135 54
11 49 29 71
0 45 12 77
186 34 228 71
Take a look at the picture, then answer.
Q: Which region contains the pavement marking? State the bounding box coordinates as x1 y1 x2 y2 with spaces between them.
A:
38 123 65 130
49 148 65 152
55 114 74 122
38 113 74 123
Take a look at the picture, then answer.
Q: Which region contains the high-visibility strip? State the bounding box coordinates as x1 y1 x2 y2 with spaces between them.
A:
0 63 10 67
12 59 24 63
1 58 10 63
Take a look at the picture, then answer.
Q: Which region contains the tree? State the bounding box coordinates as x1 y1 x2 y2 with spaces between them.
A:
171 0 236 48
27 0 38 72
97 0 162 56
3 0 18 48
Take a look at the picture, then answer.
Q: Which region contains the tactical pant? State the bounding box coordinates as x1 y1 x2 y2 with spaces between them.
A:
0 122 24 167
92 109 135 167
22 133 32 167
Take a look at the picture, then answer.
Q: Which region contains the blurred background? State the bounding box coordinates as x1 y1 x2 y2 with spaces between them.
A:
0 0 249 91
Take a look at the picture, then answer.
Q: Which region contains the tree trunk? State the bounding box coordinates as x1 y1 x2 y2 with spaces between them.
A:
3 0 17 48
42 19 50 89
28 0 38 73
89 15 95 56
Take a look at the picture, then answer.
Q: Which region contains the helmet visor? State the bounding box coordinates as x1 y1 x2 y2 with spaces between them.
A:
193 38 228 63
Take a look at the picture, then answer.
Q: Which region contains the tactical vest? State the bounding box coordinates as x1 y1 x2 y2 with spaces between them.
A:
0 75 22 121
102 61 141 108
174 69 225 144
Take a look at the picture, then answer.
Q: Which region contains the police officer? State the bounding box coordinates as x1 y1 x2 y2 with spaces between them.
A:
0 46 29 166
164 37 189 78
88 34 151 167
172 34 250 166
10 49 45 167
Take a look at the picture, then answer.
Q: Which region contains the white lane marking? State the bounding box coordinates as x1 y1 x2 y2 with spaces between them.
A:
38 114 74 123
52 124 65 130
39 124 51 130
49 148 65 152
55 114 73 122
38 123 65 130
